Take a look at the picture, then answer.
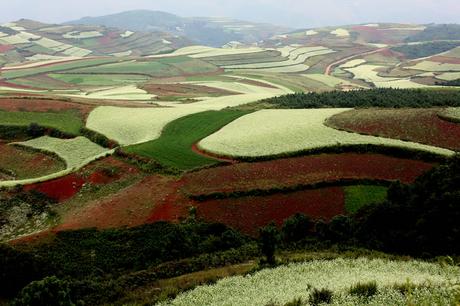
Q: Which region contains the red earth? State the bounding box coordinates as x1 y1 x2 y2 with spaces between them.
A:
196 187 345 235
0 97 94 117
24 156 138 202
326 108 460 151
0 44 14 52
56 175 191 231
430 56 460 65
180 153 434 197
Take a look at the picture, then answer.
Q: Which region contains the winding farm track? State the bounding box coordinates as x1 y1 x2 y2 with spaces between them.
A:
324 48 387 75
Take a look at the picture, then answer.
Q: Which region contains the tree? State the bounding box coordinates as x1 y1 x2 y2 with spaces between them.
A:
281 213 313 243
259 223 279 265
14 276 74 306
27 123 45 138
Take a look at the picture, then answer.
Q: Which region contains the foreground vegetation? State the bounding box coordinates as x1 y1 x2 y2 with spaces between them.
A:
1 156 459 305
162 258 459 306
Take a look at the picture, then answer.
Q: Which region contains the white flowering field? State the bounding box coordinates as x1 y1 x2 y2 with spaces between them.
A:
198 109 454 157
407 61 460 72
441 108 460 121
160 258 460 306
15 136 109 169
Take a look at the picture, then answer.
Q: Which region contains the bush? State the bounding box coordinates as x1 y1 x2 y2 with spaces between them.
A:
26 123 45 138
259 223 279 265
282 213 313 244
284 298 303 306
309 288 333 305
349 281 378 298
14 276 74 306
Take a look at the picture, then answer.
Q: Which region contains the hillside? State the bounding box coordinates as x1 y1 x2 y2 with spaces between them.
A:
0 18 191 65
67 10 291 47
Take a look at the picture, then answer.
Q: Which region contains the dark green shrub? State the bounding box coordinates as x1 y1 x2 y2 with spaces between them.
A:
26 123 45 138
14 276 74 306
282 213 313 243
284 298 303 306
309 288 333 305
259 223 279 265
349 281 378 298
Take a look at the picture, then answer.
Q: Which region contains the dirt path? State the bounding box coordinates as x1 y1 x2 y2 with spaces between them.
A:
191 143 238 164
324 48 387 75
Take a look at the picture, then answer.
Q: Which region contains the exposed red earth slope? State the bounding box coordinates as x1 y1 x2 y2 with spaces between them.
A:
196 187 345 235
327 108 460 151
181 153 434 196
0 97 94 117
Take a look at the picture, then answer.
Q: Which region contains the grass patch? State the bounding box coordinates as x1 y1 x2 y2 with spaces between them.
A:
124 110 250 171
0 110 83 135
48 73 150 86
2 58 118 79
344 185 388 214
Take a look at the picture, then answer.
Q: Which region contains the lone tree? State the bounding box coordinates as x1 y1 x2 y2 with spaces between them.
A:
259 223 279 265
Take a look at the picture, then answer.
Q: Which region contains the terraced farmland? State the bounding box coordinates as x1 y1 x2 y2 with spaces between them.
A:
326 108 460 151
198 109 454 158
0 109 83 135
181 153 434 197
0 142 65 180
124 110 250 171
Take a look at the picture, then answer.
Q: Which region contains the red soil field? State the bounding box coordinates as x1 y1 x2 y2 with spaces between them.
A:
57 175 191 231
430 56 460 65
0 80 36 90
24 156 138 202
197 187 345 235
24 174 86 202
327 108 460 151
0 142 64 180
181 153 434 196
0 44 14 52
0 97 94 117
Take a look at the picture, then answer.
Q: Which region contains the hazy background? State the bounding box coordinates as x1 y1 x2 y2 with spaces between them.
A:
2 0 459 28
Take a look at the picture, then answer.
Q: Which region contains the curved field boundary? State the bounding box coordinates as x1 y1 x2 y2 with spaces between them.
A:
181 153 434 198
123 110 251 171
438 107 460 123
326 108 460 151
198 109 455 158
0 136 113 187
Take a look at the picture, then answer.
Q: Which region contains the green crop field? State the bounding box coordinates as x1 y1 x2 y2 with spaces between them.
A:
344 185 388 213
48 73 150 86
124 110 251 170
1 58 119 79
0 110 83 135
72 57 218 77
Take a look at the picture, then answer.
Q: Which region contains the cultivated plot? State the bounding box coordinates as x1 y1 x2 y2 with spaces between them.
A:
198 109 454 157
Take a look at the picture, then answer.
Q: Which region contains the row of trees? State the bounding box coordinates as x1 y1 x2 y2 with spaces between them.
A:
391 41 460 59
261 88 460 109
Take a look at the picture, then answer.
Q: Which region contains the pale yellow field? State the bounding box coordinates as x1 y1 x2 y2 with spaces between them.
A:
435 72 460 81
330 28 350 37
63 31 103 39
339 59 366 69
198 109 453 157
407 61 460 72
303 74 360 88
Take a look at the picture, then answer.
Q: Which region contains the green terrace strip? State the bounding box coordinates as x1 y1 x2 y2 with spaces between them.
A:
48 73 150 86
1 58 120 79
344 185 388 214
124 110 251 171
0 110 83 135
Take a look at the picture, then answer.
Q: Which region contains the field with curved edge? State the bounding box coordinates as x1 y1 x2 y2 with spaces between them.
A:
159 258 460 306
180 153 434 197
0 142 65 180
14 136 109 169
0 110 83 135
440 107 460 123
326 108 460 151
196 187 345 235
198 109 454 158
124 110 251 171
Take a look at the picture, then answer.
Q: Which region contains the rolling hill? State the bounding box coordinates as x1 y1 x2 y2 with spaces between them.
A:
67 10 291 47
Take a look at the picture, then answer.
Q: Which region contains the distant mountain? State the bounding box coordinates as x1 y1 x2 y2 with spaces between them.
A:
66 10 291 47
0 19 191 64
